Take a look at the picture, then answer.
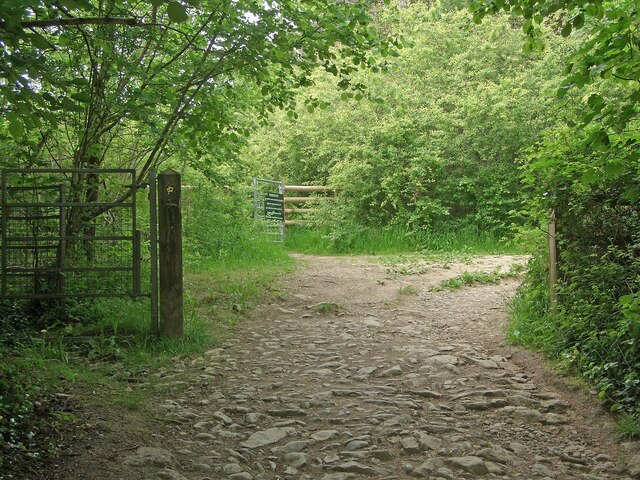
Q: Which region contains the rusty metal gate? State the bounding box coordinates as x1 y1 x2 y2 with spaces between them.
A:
0 169 145 300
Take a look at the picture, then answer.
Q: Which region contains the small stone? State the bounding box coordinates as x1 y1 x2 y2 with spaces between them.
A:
213 411 234 424
229 473 253 480
417 432 442 451
541 399 569 412
508 442 528 455
412 458 443 477
272 440 308 455
544 413 569 424
465 401 491 411
324 453 341 464
332 461 378 475
401 437 420 454
425 355 458 366
446 456 489 475
486 461 504 475
322 474 358 480
471 358 500 369
123 447 175 467
627 455 640 478
245 413 262 424
268 408 307 418
510 406 544 423
532 463 556 478
378 365 402 377
370 449 394 461
284 452 308 468
435 467 455 479
223 463 244 475
363 317 382 327
241 427 295 448
195 433 216 441
356 366 378 376
310 430 340 442
157 469 188 480
345 440 369 450
476 446 514 464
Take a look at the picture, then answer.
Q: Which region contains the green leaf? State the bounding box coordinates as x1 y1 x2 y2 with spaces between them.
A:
70 78 90 87
603 162 627 178
167 2 188 23
150 0 164 6
61 97 85 112
71 92 92 103
573 13 584 29
561 22 572 37
581 169 599 184
620 294 634 306
587 94 603 109
8 120 24 138
30 33 52 50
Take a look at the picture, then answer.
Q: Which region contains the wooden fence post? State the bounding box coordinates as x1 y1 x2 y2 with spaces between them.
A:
548 209 558 314
158 168 184 338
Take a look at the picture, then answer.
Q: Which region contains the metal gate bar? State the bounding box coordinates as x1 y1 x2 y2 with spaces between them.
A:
0 168 144 300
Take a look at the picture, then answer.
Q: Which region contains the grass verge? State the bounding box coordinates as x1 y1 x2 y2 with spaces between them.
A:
285 224 524 256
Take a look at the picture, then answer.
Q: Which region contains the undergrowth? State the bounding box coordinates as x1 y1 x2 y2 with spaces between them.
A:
508 251 640 434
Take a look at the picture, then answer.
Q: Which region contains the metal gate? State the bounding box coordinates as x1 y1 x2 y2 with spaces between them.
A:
0 169 144 300
253 177 285 242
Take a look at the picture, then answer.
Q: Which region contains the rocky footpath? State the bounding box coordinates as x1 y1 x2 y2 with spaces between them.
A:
115 255 639 480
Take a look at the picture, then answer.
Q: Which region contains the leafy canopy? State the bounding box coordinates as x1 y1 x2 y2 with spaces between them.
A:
0 0 399 179
470 0 639 157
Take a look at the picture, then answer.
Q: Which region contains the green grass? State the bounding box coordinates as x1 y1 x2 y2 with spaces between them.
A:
309 302 344 315
284 225 419 255
615 413 640 441
432 265 525 291
284 224 524 256
398 284 419 295
419 225 524 255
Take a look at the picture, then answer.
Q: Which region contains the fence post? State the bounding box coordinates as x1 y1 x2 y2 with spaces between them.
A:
158 168 183 338
58 184 67 313
548 209 558 314
149 169 159 336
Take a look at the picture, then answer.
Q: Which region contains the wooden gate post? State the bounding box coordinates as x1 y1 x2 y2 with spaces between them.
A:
158 168 184 338
548 209 558 314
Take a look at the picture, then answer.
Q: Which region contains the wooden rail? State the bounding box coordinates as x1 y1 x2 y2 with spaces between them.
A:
284 196 336 203
283 184 335 228
284 185 332 193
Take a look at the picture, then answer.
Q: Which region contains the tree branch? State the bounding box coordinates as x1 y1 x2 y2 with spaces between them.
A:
13 17 141 29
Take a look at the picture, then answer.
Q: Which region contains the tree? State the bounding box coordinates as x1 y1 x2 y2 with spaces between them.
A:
470 0 639 170
0 0 399 236
245 3 569 238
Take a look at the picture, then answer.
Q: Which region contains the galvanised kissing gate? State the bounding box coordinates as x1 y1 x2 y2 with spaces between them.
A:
0 168 149 303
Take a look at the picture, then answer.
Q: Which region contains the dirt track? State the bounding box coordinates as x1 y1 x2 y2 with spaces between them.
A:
55 255 639 480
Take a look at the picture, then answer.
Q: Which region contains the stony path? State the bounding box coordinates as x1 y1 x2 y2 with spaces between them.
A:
115 255 639 480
